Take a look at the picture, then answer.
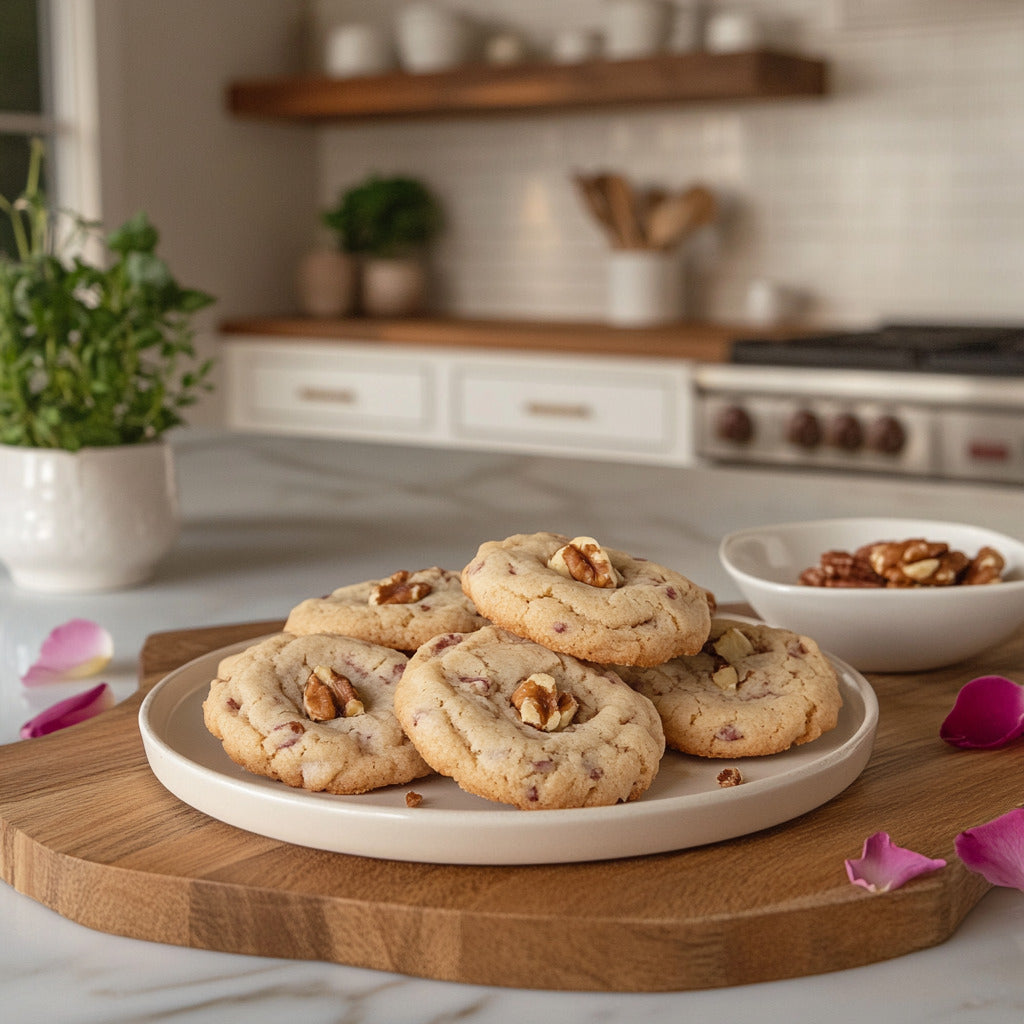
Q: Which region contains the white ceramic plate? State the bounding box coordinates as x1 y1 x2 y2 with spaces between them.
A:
139 634 879 865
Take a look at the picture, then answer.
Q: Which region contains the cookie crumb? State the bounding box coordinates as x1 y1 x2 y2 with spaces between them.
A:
716 767 743 788
405 790 423 808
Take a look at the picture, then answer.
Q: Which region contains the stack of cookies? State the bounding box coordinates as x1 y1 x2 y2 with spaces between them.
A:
202 532 842 811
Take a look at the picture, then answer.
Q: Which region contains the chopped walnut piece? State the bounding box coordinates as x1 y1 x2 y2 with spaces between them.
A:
717 767 743 788
711 664 739 691
963 546 1005 585
510 672 578 732
713 627 755 664
369 570 433 605
302 665 365 721
799 547 885 588
405 791 423 808
866 539 967 587
547 536 620 589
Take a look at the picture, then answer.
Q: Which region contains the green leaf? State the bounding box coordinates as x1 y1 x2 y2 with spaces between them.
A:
0 146 217 450
107 212 159 255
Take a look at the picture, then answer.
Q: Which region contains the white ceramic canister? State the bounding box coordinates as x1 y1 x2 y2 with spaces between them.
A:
325 22 395 77
0 441 180 592
603 0 673 60
607 250 684 327
551 27 602 64
704 8 761 53
395 1 473 73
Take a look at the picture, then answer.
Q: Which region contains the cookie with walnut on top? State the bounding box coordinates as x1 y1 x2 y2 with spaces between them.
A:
613 618 843 759
394 625 665 809
460 532 713 667
285 566 488 652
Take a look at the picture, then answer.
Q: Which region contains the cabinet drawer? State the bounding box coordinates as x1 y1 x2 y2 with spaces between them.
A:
452 364 675 453
227 344 432 437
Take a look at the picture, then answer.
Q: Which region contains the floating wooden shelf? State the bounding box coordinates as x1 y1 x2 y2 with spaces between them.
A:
216 314 798 362
227 50 827 122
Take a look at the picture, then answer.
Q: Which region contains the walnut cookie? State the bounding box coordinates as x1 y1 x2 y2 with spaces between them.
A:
285 567 488 651
202 632 432 794
460 532 713 667
393 625 666 810
613 618 842 759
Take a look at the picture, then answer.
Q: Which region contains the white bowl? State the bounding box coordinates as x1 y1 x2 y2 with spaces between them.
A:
719 518 1024 673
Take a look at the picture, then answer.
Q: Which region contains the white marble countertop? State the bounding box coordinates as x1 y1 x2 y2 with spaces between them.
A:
2 430 1023 1023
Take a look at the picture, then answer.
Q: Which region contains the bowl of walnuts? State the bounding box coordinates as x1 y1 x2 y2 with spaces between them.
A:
719 518 1024 673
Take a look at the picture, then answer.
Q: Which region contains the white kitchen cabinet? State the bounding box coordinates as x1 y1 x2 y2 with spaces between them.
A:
223 336 697 465
224 340 439 443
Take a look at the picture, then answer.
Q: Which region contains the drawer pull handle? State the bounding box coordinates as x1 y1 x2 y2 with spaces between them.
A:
298 386 357 405
524 401 593 420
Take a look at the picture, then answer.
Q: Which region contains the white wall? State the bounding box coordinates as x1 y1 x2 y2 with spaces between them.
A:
93 0 316 424
310 0 1024 328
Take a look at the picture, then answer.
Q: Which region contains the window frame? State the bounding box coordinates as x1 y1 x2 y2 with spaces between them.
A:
0 0 102 230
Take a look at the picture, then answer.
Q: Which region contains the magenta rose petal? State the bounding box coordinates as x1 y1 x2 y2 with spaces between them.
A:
939 675 1024 749
19 683 115 739
20 619 114 686
845 831 947 893
955 808 1024 891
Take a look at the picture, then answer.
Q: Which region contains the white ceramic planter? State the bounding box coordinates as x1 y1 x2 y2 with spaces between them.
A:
361 256 427 317
0 441 180 592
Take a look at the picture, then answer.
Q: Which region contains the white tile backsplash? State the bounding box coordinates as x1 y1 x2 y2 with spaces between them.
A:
312 0 1024 327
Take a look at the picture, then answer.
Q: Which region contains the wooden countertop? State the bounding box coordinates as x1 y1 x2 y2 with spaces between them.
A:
218 315 795 363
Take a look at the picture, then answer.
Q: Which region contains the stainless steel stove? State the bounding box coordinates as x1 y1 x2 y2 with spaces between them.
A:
694 324 1024 484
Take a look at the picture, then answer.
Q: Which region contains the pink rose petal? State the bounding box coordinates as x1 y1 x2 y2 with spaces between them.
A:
845 831 947 893
940 675 1024 749
20 619 114 686
955 808 1024 891
19 683 114 739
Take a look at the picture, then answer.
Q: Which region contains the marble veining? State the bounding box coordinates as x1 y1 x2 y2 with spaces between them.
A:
2 429 1023 1022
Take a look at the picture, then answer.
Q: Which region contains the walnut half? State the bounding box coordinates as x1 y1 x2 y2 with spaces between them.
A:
510 672 578 732
369 570 433 605
303 665 365 721
547 536 620 589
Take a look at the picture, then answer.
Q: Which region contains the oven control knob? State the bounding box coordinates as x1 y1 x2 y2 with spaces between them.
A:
828 413 864 451
716 404 754 444
867 414 907 455
786 409 822 449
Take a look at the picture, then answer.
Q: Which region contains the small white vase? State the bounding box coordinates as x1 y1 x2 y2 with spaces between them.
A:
361 256 427 317
296 248 356 317
0 441 180 592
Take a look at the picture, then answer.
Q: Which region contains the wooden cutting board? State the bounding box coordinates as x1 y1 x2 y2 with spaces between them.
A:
1 611 1022 992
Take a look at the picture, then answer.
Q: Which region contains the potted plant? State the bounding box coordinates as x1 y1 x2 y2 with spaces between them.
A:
322 174 443 316
0 139 215 592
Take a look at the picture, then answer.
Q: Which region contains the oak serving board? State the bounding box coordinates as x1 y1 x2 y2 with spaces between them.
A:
2 612 1023 992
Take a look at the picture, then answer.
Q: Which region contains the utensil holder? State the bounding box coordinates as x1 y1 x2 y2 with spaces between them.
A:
607 250 684 327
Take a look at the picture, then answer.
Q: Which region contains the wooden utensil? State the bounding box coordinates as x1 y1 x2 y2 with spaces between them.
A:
599 171 645 249
571 172 621 247
645 185 717 250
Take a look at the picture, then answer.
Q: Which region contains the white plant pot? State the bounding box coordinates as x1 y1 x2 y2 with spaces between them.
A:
0 441 180 592
361 256 427 317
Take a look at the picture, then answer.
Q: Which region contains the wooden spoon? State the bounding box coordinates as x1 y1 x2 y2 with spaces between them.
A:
645 186 717 250
572 173 622 248
600 172 645 249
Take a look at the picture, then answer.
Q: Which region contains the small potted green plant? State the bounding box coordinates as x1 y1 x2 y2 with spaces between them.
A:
322 174 443 316
0 139 215 591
